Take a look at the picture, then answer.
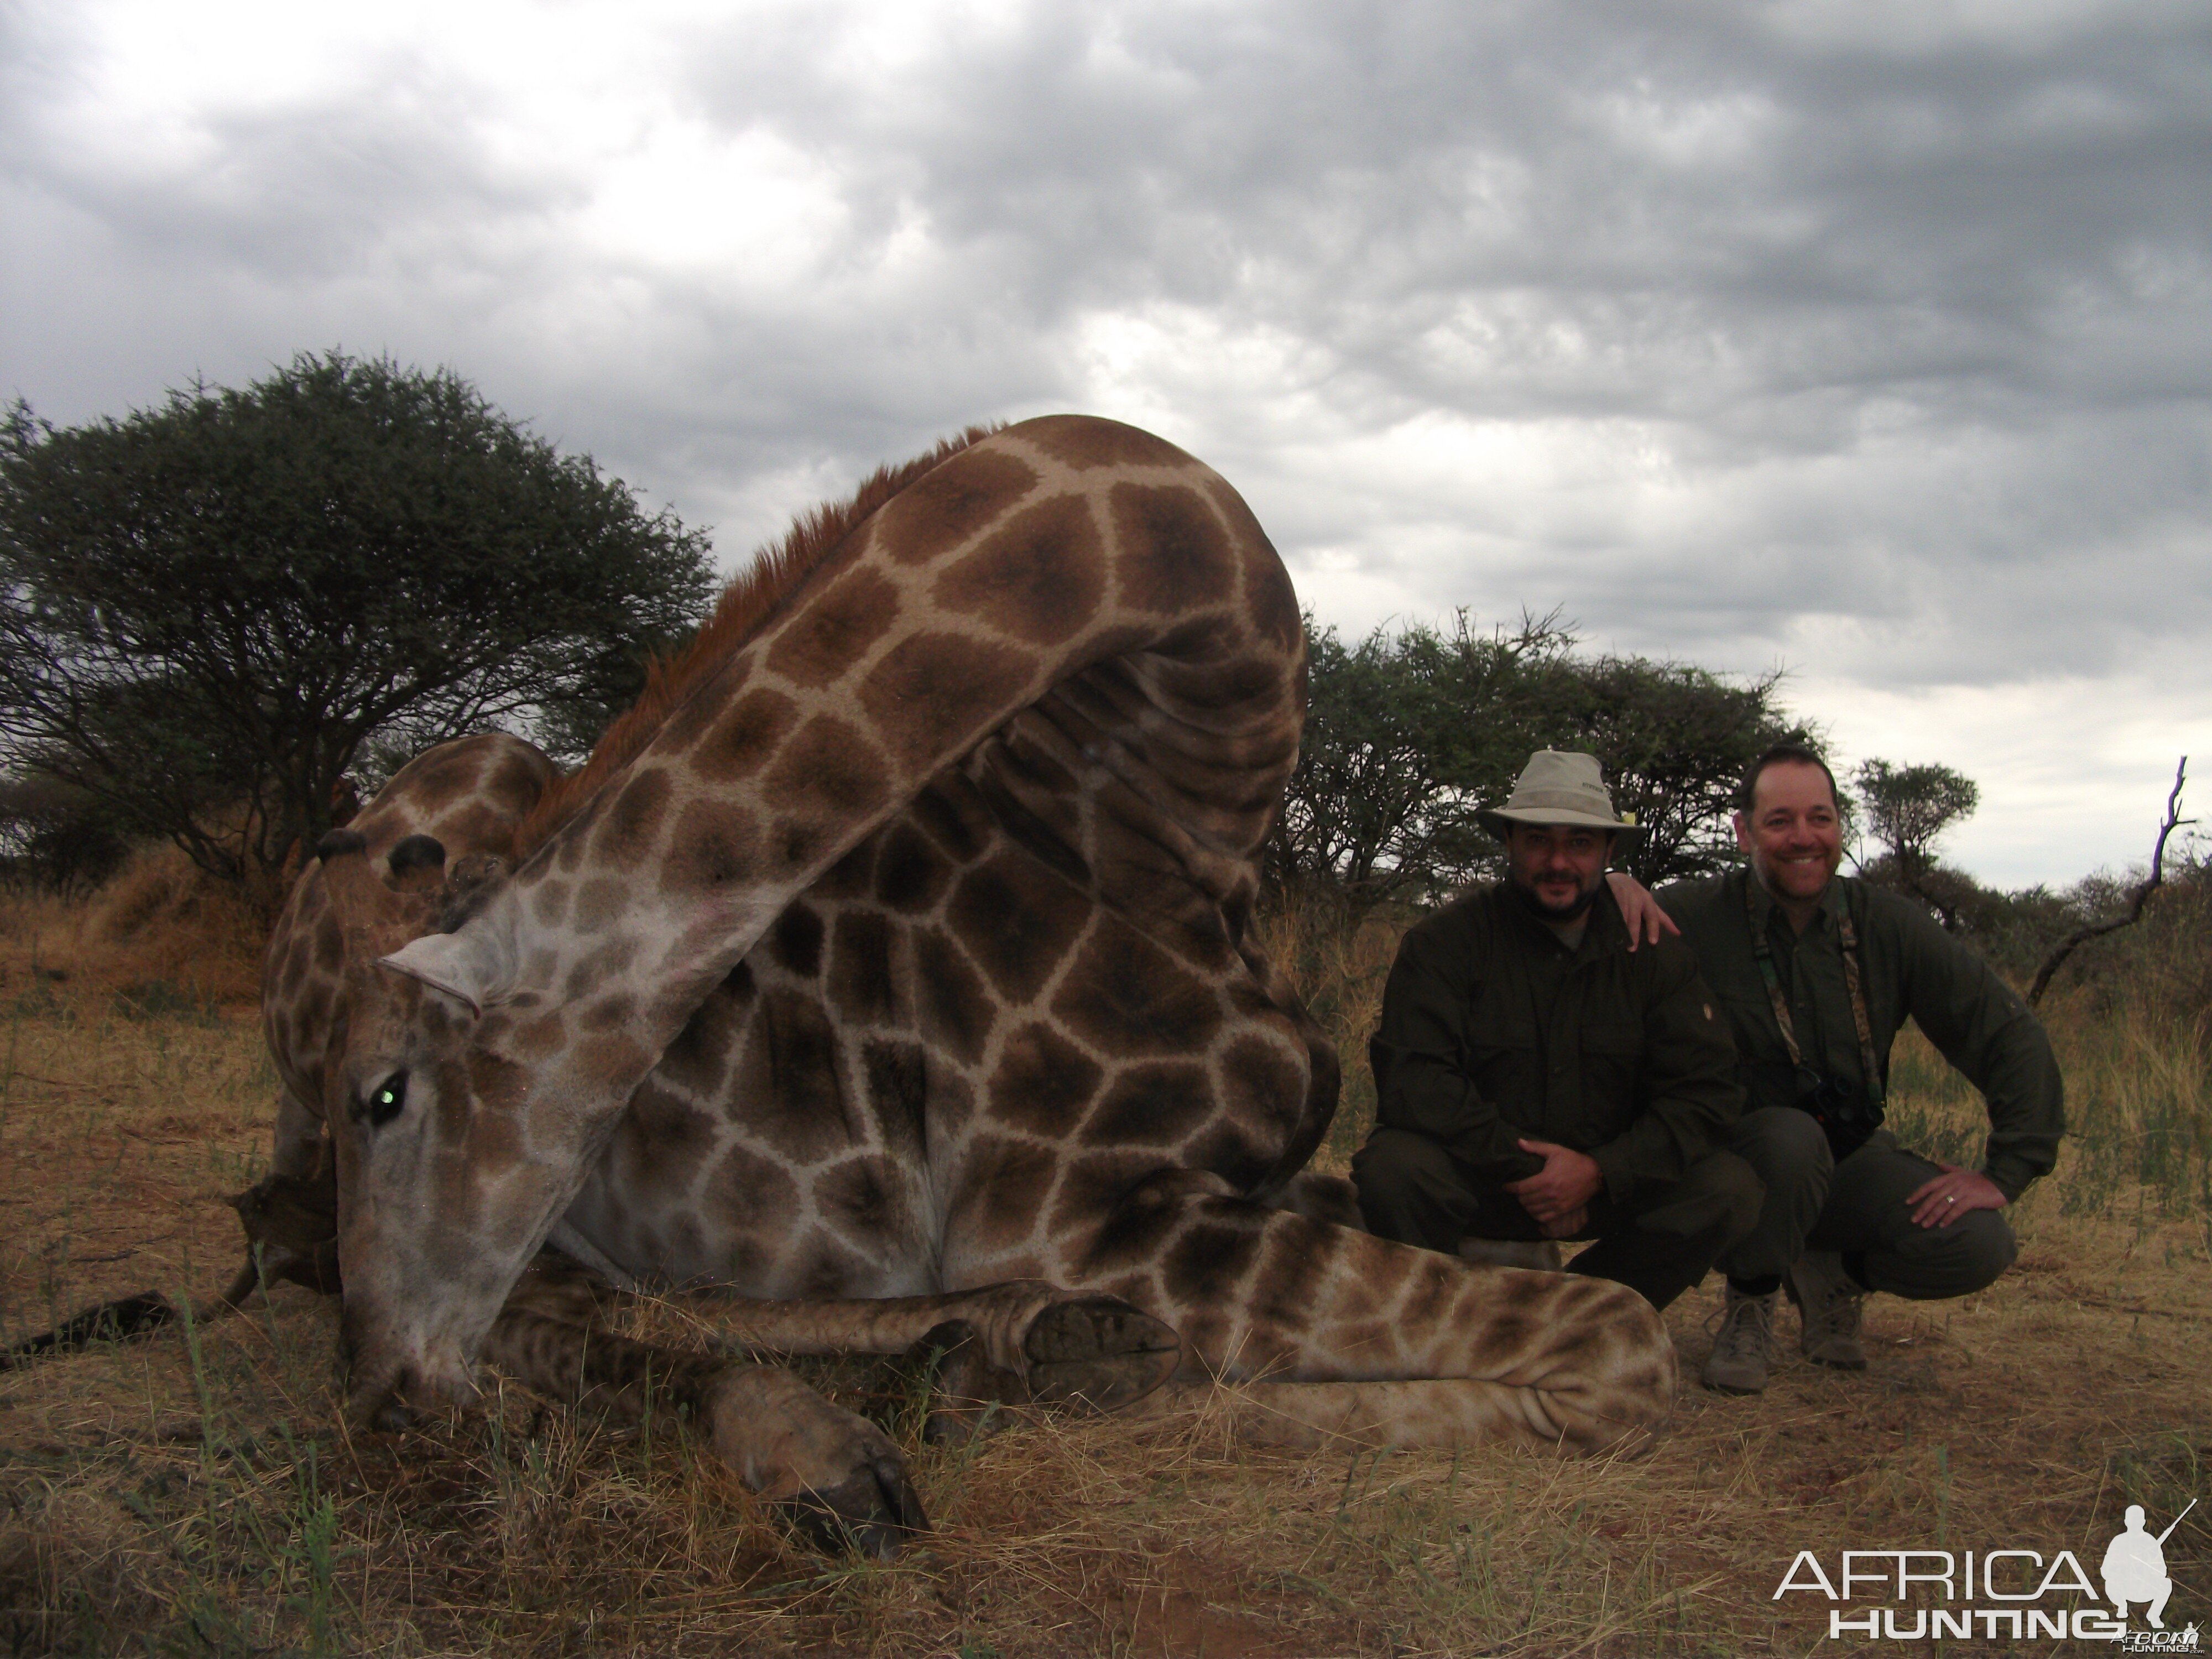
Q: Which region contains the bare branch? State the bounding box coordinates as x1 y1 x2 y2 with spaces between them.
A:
2027 757 2192 1008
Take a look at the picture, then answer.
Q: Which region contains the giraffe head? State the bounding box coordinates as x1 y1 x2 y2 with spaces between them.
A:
314 827 544 1425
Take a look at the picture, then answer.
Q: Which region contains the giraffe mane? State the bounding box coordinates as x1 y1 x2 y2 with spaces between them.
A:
513 422 1006 860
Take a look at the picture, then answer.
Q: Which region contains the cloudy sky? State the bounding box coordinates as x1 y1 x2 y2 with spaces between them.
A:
4 0 2206 886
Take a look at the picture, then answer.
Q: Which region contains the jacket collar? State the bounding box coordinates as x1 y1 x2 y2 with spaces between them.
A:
1497 878 1627 961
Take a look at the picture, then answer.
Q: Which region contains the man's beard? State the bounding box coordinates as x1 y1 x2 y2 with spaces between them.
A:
1511 876 1602 922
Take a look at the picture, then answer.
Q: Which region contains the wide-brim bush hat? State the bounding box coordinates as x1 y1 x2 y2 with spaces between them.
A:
1476 749 1642 848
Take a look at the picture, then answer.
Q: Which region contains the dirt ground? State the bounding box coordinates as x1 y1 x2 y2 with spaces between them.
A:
2 978 2207 1656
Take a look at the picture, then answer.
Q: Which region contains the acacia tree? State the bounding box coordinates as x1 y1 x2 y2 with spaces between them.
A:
1850 759 1984 932
1854 759 1980 881
1267 611 1573 907
0 352 716 907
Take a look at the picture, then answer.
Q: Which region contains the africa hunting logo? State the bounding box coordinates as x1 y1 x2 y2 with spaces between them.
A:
1773 1500 2197 1646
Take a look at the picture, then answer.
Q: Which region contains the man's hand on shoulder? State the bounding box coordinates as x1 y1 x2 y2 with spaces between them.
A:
1507 1138 1603 1227
1606 871 1680 951
1906 1163 2008 1229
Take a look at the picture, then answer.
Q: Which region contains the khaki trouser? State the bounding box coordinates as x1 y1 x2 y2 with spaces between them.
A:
1350 1127 1762 1311
1725 1116 2019 1299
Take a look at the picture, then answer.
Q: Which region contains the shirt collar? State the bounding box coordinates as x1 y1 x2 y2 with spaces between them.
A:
1743 865 1846 936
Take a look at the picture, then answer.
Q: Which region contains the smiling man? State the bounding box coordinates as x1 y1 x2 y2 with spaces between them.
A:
1658 743 2064 1395
1351 750 1759 1312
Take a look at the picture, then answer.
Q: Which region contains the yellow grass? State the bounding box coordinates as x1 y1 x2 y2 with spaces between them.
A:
2 890 2208 1655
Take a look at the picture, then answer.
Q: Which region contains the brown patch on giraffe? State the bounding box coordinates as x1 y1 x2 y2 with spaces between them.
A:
787 1230 875 1299
1245 1217 1343 1333
571 878 629 936
614 1077 723 1175
759 713 894 831
873 820 953 914
910 774 995 864
688 686 801 785
1218 1032 1310 1133
829 911 900 1026
1180 1121 1274 1194
1131 650 1291 723
812 834 877 902
986 1021 1104 1139
505 1009 572 1064
729 989 852 1166
572 1032 654 1092
1053 921 1224 1057
514 424 999 855
858 630 1036 778
945 850 1092 1006
763 563 904 688
1081 1062 1214 1149
595 767 672 867
1021 414 1192 472
813 1154 909 1246
860 1039 928 1144
701 1139 805 1245
914 927 992 1068
1161 1213 1264 1307
1055 1152 1185 1270
771 903 825 979
872 444 1039 568
944 1134 1057 1254
529 880 572 931
1398 1256 1461 1334
931 492 1107 647
660 977 752 1097
668 800 762 896
1108 482 1235 614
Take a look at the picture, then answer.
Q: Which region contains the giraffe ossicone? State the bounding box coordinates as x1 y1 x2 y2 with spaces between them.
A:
264 415 1674 1548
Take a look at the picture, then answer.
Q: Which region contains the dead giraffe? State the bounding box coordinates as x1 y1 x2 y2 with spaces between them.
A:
285 416 1674 1547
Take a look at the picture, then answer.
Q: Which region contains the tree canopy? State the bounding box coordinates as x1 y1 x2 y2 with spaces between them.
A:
0 352 716 905
1854 759 1980 881
1269 612 1803 909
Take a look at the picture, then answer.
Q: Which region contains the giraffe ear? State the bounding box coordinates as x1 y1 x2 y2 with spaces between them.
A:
378 924 515 1018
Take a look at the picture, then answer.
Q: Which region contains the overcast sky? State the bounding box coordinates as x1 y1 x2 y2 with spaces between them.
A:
4 0 2206 886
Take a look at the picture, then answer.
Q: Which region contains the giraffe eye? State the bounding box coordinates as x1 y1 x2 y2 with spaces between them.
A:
361 1070 409 1128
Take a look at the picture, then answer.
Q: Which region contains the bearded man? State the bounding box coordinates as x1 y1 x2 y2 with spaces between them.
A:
1351 750 1759 1311
1660 743 2064 1394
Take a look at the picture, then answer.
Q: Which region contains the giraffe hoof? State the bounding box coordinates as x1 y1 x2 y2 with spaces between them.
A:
1022 1296 1181 1412
778 1454 930 1561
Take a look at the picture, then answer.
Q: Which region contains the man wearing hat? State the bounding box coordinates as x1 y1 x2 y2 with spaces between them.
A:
1351 750 1761 1312
1650 741 2062 1394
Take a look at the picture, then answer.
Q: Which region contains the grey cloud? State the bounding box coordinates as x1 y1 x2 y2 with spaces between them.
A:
3 0 2208 739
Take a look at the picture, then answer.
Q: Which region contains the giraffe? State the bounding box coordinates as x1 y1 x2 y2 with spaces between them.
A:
282 416 1676 1547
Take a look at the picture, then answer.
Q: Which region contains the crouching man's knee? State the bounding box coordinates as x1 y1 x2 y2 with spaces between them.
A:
1866 1208 2018 1301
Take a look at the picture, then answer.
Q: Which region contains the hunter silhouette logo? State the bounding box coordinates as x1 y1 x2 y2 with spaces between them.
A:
2104 1501 2192 1629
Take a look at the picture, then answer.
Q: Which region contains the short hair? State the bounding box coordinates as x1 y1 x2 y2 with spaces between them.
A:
1736 742 1840 816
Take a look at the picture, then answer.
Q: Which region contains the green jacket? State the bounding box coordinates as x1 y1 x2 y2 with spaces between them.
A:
1658 868 2063 1199
1368 883 1744 1202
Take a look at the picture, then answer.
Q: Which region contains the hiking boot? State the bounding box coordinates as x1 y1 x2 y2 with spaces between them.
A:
1457 1237 1565 1272
1701 1286 1777 1395
1787 1251 1869 1370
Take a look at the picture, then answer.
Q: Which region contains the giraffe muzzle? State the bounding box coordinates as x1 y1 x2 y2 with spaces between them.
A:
340 1298 481 1431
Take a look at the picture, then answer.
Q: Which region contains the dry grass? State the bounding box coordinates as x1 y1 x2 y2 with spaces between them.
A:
2 890 2208 1655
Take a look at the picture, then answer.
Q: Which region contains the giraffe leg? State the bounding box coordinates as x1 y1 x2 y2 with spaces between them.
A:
475 1299 928 1561
1062 1183 1678 1455
684 1281 1182 1413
